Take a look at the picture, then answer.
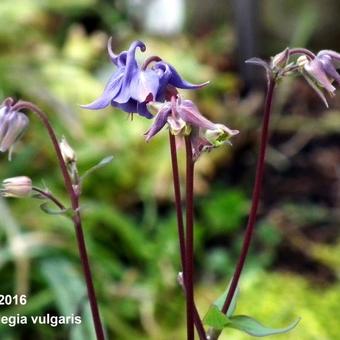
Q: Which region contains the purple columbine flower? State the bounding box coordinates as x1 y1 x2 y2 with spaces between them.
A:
145 97 238 160
316 50 340 85
82 38 208 118
0 99 29 156
298 49 340 106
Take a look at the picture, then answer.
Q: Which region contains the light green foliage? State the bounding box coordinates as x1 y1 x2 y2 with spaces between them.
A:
200 272 340 340
203 279 299 337
40 258 96 340
228 315 300 337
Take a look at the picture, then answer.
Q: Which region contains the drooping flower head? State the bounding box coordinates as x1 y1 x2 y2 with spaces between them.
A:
247 47 340 107
145 97 239 160
0 98 29 157
297 50 340 106
82 38 208 118
317 50 340 84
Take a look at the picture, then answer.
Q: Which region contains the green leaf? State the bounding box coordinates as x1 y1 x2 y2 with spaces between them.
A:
214 285 239 317
228 315 301 337
203 305 230 330
81 155 114 182
40 202 72 217
203 282 239 329
40 258 97 340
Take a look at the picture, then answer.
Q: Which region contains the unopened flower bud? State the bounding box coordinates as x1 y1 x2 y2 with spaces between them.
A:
59 136 77 164
1 176 32 198
271 48 290 69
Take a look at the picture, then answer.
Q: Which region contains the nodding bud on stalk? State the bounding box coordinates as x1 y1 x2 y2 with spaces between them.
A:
1 176 32 198
0 101 29 155
299 50 340 96
249 47 340 106
59 136 77 164
296 50 340 106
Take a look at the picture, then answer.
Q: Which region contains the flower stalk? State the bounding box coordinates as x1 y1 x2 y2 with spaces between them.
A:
185 135 195 340
11 101 105 340
221 77 276 316
32 186 65 210
169 132 207 340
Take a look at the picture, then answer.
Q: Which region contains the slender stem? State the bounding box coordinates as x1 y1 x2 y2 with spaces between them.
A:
13 101 105 340
169 133 207 340
221 78 276 315
289 48 316 60
185 136 195 340
169 133 186 271
32 187 66 210
13 102 75 205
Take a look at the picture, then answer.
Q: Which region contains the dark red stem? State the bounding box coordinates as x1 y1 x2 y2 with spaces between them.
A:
169 133 186 271
169 133 207 340
32 187 65 210
221 78 276 315
185 136 195 340
13 101 105 340
289 48 316 60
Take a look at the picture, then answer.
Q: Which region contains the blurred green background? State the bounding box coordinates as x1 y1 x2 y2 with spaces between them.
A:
0 0 340 339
